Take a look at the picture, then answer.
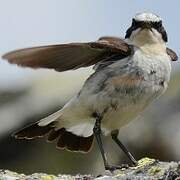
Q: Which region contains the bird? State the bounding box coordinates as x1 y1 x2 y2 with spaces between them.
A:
2 12 178 171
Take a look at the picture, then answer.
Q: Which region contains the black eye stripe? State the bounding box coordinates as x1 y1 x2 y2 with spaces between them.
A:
125 20 167 42
156 26 168 42
132 20 162 29
152 21 162 29
125 26 139 39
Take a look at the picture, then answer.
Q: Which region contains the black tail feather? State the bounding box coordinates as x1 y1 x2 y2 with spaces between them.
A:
79 135 94 152
13 122 94 153
47 129 62 142
56 130 94 152
13 122 53 139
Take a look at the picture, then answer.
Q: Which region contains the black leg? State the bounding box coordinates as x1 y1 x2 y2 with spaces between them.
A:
111 130 138 166
93 114 109 169
93 114 127 171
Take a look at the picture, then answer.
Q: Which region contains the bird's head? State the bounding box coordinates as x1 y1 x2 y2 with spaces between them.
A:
125 12 168 46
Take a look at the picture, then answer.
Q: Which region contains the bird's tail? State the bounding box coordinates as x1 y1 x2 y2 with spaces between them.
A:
13 111 94 153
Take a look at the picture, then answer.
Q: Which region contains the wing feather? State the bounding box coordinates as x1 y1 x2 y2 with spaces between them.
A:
2 37 132 72
166 48 178 61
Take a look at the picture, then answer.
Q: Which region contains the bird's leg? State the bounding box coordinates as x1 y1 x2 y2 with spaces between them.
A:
93 113 109 169
111 129 138 166
93 113 126 171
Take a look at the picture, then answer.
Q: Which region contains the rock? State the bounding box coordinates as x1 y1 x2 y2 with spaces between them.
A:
0 158 180 180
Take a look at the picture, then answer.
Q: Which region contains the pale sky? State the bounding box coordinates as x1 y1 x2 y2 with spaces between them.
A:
0 0 179 87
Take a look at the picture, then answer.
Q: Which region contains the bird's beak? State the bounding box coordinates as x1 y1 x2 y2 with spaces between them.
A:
141 22 152 30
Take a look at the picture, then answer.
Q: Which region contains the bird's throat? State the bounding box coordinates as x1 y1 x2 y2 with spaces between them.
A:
129 30 167 55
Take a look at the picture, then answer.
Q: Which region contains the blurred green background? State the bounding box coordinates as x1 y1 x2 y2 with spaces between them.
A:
0 0 179 176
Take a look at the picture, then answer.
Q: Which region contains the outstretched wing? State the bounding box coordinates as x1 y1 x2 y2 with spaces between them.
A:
2 37 132 72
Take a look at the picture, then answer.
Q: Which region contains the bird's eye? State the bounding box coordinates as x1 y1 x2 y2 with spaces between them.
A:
153 21 162 29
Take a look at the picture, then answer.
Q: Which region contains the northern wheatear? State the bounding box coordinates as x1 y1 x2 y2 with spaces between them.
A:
2 12 178 171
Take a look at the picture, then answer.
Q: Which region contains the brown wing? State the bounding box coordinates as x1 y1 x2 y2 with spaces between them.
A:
166 48 178 61
2 37 132 72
